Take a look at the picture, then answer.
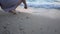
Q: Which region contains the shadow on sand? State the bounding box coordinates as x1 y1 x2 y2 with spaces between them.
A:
0 10 60 34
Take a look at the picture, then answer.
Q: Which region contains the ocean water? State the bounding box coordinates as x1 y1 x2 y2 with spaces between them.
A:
21 0 60 9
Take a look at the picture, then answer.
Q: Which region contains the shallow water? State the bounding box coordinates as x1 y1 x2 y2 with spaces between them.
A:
21 0 60 9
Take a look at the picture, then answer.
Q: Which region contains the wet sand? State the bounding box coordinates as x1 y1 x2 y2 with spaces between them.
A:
0 6 60 34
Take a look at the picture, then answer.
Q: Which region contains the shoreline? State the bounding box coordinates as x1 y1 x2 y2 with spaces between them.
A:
0 6 60 34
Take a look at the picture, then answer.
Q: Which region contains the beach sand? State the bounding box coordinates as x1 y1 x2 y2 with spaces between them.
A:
0 6 60 34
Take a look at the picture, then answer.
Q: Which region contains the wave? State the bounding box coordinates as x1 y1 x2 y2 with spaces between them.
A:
20 0 60 9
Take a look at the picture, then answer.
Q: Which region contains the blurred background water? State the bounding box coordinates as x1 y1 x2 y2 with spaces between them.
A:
27 0 60 2
20 0 60 9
